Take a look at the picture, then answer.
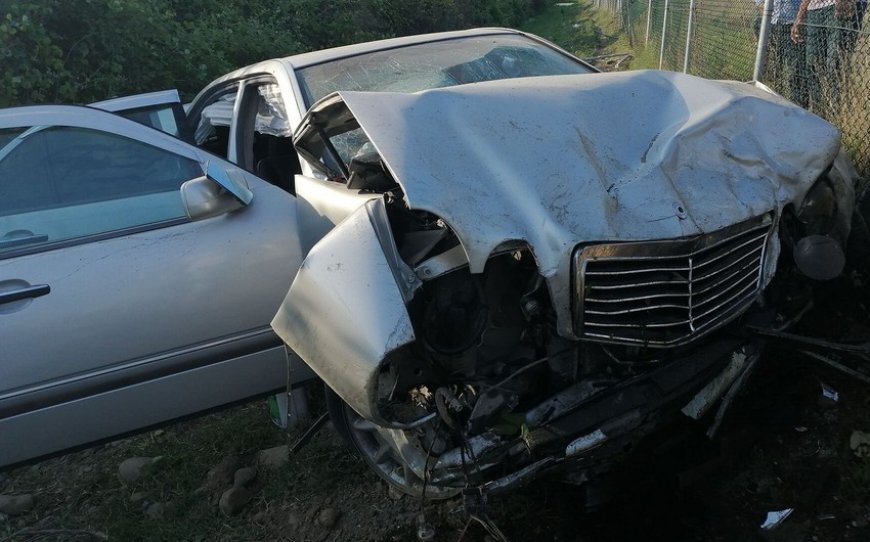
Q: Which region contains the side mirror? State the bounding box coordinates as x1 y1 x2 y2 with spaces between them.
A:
180 175 245 221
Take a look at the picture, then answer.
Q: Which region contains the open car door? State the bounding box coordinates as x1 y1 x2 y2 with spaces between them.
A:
91 89 193 143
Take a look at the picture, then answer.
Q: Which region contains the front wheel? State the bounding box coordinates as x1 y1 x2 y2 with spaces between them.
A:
325 388 459 499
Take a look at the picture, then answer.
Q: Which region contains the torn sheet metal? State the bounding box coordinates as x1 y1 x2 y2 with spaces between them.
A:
271 198 415 421
298 71 840 337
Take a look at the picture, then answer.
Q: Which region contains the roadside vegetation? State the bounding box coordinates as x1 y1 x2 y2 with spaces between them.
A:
0 0 547 107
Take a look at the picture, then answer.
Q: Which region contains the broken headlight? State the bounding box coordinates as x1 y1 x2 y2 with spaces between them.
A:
794 176 845 281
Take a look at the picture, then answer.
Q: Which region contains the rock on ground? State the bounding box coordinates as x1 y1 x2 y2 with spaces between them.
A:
233 466 257 488
118 456 159 483
219 486 252 516
205 455 240 491
145 502 165 519
317 507 340 529
0 494 34 516
257 445 289 469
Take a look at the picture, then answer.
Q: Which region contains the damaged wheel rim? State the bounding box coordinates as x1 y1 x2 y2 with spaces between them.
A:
341 405 460 499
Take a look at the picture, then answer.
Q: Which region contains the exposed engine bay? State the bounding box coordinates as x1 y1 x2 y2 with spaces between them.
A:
272 71 864 500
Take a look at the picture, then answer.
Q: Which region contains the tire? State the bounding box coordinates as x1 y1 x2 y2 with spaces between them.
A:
324 387 459 499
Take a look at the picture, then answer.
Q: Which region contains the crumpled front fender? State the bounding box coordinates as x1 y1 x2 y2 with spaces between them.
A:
271 198 418 422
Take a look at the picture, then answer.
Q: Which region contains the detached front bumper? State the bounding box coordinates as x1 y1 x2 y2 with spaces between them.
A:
449 338 761 495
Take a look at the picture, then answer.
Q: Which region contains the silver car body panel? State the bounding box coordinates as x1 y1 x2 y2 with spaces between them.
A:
90 89 182 112
0 106 306 466
298 70 842 338
294 175 382 254
271 198 415 421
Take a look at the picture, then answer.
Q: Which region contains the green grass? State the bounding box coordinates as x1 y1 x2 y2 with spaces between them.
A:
520 2 601 58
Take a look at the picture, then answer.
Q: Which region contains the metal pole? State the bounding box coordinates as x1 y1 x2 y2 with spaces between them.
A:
683 0 696 73
753 0 774 81
659 0 670 70
645 0 653 45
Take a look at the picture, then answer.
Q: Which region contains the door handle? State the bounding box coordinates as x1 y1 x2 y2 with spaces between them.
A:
0 284 51 305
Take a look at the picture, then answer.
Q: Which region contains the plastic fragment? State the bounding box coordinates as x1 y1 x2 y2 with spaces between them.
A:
416 513 435 541
761 508 794 530
821 383 839 403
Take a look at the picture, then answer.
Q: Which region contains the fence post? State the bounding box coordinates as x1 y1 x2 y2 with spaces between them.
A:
683 0 696 73
659 0 670 69
645 0 653 45
753 0 774 81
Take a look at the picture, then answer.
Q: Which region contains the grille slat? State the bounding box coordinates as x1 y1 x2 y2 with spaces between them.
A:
574 215 773 347
692 255 762 299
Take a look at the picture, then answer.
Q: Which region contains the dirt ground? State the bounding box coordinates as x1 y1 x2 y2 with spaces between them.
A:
1 277 869 542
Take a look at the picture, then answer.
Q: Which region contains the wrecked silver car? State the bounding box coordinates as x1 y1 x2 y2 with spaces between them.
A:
272 69 859 498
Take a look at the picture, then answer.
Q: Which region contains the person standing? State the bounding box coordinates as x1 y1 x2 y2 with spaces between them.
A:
791 0 856 110
757 0 807 105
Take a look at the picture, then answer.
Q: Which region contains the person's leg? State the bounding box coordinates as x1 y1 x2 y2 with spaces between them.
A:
779 23 808 106
768 23 784 89
805 8 828 109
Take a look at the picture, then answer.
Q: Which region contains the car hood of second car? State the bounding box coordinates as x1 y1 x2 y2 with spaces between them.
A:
299 70 840 276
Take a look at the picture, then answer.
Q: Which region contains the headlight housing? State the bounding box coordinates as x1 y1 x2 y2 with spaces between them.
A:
794 176 845 281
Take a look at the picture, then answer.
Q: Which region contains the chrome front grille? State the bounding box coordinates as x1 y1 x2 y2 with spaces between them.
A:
574 215 773 347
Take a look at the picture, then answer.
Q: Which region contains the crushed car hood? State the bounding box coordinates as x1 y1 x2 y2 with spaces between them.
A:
298 70 842 337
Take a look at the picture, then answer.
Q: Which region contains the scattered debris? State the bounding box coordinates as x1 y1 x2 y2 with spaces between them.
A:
257 445 289 469
218 486 252 516
233 466 257 488
821 383 840 403
0 494 34 516
760 508 794 530
416 513 436 541
117 456 160 483
850 430 870 457
289 412 330 455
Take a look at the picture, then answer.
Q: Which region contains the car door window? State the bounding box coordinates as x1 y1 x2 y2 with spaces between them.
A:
0 125 201 257
239 82 300 193
116 103 188 139
193 86 239 159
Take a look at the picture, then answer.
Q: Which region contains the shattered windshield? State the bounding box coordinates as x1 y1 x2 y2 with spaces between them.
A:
296 34 594 107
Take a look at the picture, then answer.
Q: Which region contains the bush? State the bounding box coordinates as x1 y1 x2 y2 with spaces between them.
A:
0 0 546 106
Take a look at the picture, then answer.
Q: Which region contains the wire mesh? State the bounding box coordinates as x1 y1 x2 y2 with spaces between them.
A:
597 0 870 177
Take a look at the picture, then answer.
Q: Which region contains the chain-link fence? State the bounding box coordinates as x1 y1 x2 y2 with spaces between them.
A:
598 0 870 177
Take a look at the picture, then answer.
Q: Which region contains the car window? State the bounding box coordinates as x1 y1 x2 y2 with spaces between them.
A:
243 83 301 192
116 103 186 139
297 35 594 107
0 125 201 257
193 87 239 158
